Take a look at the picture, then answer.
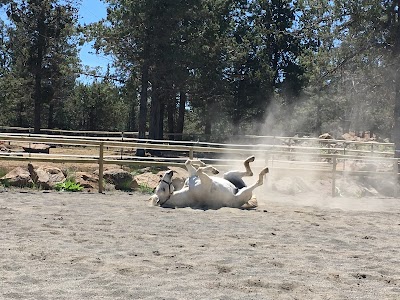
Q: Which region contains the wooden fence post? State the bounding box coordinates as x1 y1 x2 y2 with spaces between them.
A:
332 156 337 197
98 142 104 193
189 147 194 160
120 131 124 160
394 159 398 198
343 142 347 170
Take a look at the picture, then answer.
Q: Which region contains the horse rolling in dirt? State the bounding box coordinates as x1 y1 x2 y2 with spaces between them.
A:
149 156 269 209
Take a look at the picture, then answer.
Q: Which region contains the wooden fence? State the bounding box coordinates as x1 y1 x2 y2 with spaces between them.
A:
0 126 396 149
0 132 398 196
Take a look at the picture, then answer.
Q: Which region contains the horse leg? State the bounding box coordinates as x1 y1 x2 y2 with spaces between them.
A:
245 166 268 191
199 165 219 175
195 159 207 167
243 155 255 176
195 167 215 192
223 155 255 189
185 159 199 177
232 167 269 207
224 155 255 179
185 159 218 176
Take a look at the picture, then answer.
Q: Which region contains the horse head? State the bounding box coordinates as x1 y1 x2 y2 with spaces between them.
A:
149 170 175 206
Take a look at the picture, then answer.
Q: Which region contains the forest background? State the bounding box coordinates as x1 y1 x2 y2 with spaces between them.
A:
0 0 400 155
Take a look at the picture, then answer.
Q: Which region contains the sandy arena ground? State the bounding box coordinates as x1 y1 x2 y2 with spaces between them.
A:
1 188 400 299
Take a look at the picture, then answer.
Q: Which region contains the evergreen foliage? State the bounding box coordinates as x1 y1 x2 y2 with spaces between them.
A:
0 0 399 148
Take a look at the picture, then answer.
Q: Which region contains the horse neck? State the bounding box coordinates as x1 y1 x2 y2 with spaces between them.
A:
165 188 190 208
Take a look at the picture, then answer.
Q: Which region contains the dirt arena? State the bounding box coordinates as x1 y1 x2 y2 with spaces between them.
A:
1 188 400 299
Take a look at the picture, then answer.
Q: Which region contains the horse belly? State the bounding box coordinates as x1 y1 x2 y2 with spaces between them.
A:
195 181 237 208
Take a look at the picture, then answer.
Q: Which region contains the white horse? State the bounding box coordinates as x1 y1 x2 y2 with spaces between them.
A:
149 156 269 209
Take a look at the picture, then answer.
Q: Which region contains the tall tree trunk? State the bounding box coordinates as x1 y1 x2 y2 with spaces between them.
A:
33 8 46 134
138 62 149 139
136 61 149 156
148 83 164 156
159 99 165 139
393 63 400 181
393 0 400 162
149 84 161 140
176 91 186 141
48 100 54 129
17 100 24 127
33 74 42 133
315 100 322 134
128 94 136 132
167 95 175 140
394 65 400 157
232 101 241 136
232 80 245 135
392 0 400 174
204 104 212 142
47 88 56 129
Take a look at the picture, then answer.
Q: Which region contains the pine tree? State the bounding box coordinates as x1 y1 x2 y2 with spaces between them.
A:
5 0 80 132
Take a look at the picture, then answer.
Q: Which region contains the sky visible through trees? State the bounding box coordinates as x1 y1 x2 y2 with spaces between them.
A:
0 0 399 154
76 0 109 81
0 0 109 79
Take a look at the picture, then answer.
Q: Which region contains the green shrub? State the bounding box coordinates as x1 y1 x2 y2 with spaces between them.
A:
0 167 8 178
117 180 134 192
137 183 154 194
0 178 10 188
0 168 9 187
55 179 83 192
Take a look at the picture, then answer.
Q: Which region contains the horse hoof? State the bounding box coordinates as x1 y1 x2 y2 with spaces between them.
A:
212 167 220 174
245 156 255 163
198 160 207 167
258 167 269 177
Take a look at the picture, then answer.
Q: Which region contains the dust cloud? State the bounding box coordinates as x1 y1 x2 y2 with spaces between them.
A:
213 95 398 212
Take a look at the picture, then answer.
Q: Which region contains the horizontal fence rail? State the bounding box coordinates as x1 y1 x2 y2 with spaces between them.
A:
0 132 398 196
0 125 395 147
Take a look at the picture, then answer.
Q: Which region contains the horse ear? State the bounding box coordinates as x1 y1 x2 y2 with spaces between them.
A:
149 194 159 206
